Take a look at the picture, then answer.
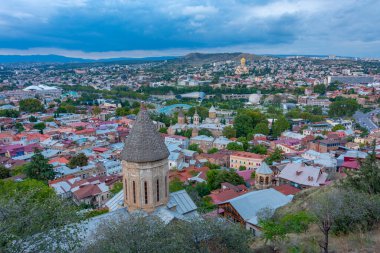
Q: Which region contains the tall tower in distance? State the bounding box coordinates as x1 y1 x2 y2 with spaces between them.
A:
193 110 200 126
209 105 217 119
177 108 185 125
121 107 170 213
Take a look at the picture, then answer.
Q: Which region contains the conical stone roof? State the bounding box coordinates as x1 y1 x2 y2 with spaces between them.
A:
121 108 169 163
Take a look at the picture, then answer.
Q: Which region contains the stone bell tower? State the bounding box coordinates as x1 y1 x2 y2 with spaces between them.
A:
121 107 170 212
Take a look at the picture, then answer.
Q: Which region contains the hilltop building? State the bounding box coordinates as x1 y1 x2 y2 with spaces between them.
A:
168 106 229 137
235 57 249 75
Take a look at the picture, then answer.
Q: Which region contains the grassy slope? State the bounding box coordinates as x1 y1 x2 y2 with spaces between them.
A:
252 185 380 252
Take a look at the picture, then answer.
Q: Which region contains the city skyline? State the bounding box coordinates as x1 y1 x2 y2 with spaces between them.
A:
0 0 379 59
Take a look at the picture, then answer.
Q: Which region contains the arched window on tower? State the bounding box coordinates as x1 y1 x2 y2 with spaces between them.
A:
125 179 127 200
144 181 148 204
156 179 160 202
133 181 136 204
165 176 168 198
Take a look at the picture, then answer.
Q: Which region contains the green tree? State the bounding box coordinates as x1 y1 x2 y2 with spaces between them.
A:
0 164 10 179
222 126 236 138
194 182 211 197
258 209 315 246
115 107 130 116
331 124 345 131
253 122 270 135
313 84 326 95
328 97 359 117
29 115 38 122
188 143 202 153
234 109 266 138
0 179 81 252
85 215 253 253
131 101 140 108
207 147 219 154
251 144 267 155
110 181 123 195
19 98 44 113
0 109 20 118
342 142 380 195
237 137 249 151
169 177 185 192
68 153 88 168
92 106 102 115
204 161 221 170
186 106 209 119
25 150 55 182
327 81 340 91
238 165 246 171
206 169 245 190
198 128 213 137
159 127 168 134
234 114 253 137
265 148 283 165
226 142 244 151
33 122 46 133
309 188 380 253
272 116 290 137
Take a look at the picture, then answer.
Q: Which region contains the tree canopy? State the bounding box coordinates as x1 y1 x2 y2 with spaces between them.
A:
68 153 89 169
0 109 20 118
206 169 245 190
24 150 55 182
328 97 359 117
0 164 10 179
85 215 253 253
272 116 290 137
222 126 236 138
342 142 380 195
265 148 283 165
0 179 81 252
226 142 244 151
331 124 345 131
19 98 44 113
198 128 213 137
233 109 266 138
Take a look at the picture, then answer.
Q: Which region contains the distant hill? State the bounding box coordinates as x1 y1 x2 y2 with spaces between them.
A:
172 52 262 65
0 55 178 64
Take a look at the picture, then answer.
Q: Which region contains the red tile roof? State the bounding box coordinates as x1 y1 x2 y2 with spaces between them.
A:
169 166 209 182
341 160 360 170
209 189 243 204
49 157 69 165
273 185 301 196
73 184 102 200
231 151 267 159
93 147 108 153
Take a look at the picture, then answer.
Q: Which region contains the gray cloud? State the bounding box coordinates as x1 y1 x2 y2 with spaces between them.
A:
0 0 378 57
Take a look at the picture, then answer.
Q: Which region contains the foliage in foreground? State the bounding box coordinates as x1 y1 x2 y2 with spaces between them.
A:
84 215 253 253
0 179 81 253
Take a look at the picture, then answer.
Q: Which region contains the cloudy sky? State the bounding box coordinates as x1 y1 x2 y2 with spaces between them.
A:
0 0 379 59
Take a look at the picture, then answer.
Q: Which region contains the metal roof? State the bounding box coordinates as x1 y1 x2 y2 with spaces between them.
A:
168 189 197 215
222 188 292 225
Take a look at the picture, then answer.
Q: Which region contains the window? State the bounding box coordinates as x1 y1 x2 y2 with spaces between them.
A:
125 179 127 200
133 181 136 204
165 176 168 198
156 179 160 202
144 181 148 204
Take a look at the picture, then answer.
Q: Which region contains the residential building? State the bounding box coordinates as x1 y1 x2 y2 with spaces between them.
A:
230 151 266 170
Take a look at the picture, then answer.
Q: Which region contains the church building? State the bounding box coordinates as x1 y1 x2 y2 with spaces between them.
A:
104 106 198 220
168 106 229 137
